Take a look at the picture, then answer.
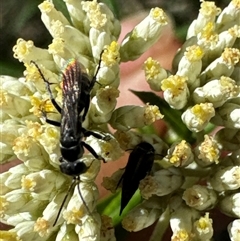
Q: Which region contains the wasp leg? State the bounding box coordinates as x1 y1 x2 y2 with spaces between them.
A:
82 128 111 141
81 141 105 162
31 60 62 113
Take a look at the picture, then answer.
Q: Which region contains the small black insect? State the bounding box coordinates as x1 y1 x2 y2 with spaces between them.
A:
117 142 155 215
31 56 106 225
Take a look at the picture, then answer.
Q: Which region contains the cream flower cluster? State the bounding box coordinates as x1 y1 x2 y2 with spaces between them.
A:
104 1 240 241
1 0 240 241
0 0 167 240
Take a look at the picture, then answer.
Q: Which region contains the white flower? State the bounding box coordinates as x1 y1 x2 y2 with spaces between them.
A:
170 203 199 240
176 45 204 90
216 0 240 32
211 99 240 129
161 75 189 110
228 219 240 241
210 166 240 192
181 103 215 132
143 57 169 91
193 213 213 241
164 140 194 167
193 76 240 108
110 104 163 131
200 48 240 84
121 197 164 232
120 8 168 61
194 135 221 166
182 185 217 211
219 193 240 218
187 1 221 39
139 167 183 199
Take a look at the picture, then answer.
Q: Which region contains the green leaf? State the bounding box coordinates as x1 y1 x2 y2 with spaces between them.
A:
98 189 142 226
130 90 195 143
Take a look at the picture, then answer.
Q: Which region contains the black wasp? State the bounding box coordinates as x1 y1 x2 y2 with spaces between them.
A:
117 142 155 215
32 54 106 225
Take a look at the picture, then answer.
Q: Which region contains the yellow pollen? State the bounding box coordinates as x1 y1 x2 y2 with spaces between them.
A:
34 217 50 237
191 103 214 124
150 7 168 25
228 25 240 37
30 97 55 118
97 86 119 103
185 45 204 62
12 38 34 62
0 90 8 106
198 135 220 164
48 38 65 55
169 140 188 166
172 229 190 241
201 22 217 40
195 213 212 231
13 135 31 156
63 207 84 224
200 1 221 17
25 62 45 84
0 230 21 241
38 1 54 13
82 0 107 29
102 41 120 66
0 196 9 218
232 0 240 8
144 57 161 80
221 48 240 66
144 104 163 125
219 76 239 96
161 75 187 96
25 121 43 140
21 175 36 191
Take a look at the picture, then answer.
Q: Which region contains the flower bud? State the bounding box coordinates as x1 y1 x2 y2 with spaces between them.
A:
182 103 215 132
165 140 194 167
187 1 221 38
193 213 213 240
215 128 240 151
110 104 163 131
194 135 221 167
210 166 240 192
139 167 183 199
161 75 189 110
211 101 240 129
219 193 240 218
183 185 217 211
122 197 164 232
193 76 240 108
120 8 168 61
228 219 240 241
143 57 169 91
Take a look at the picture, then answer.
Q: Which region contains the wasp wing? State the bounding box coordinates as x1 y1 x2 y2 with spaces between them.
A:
60 59 83 146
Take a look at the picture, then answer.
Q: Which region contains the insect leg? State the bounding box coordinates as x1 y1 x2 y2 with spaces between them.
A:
31 61 62 113
41 107 61 127
53 179 76 226
82 128 110 141
81 141 105 162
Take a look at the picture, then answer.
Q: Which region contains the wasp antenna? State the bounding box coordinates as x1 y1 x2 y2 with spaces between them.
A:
90 49 105 89
53 179 76 226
